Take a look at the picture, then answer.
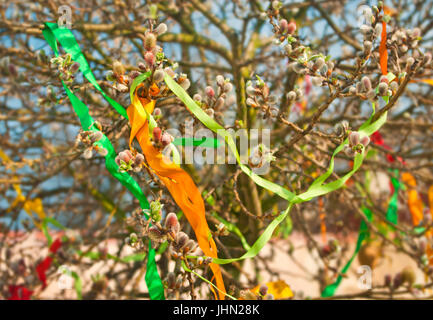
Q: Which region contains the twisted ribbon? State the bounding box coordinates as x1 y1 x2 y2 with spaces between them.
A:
42 23 164 300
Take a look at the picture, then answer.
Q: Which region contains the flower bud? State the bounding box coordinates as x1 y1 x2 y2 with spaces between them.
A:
360 135 370 147
286 91 297 101
284 44 292 55
144 32 157 51
360 24 372 35
287 21 296 34
361 76 372 92
246 86 256 96
216 75 225 86
200 109 212 119
313 57 325 71
193 94 202 102
246 97 256 107
363 41 372 53
138 62 146 70
89 131 103 142
134 153 144 166
223 82 233 93
83 148 93 159
205 86 215 98
70 62 80 73
214 97 225 109
161 132 173 146
174 232 189 251
411 28 421 38
154 23 167 36
112 60 125 75
380 75 389 84
406 57 415 70
165 212 180 234
180 78 191 90
259 284 268 296
148 226 164 242
378 82 389 96
349 131 360 146
153 108 162 117
153 69 165 82
153 127 162 142
390 81 398 91
279 19 288 32
144 51 155 66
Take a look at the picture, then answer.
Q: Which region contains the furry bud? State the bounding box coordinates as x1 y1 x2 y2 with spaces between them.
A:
279 19 288 32
214 97 225 109
223 82 233 93
216 75 225 86
161 132 173 146
153 69 165 82
144 51 155 66
205 86 215 98
287 21 297 34
361 76 371 91
134 153 144 166
144 32 157 51
378 82 389 96
313 57 325 71
89 131 103 142
360 135 370 147
259 284 268 296
153 127 162 142
112 60 125 75
165 212 180 234
154 23 167 36
180 78 191 90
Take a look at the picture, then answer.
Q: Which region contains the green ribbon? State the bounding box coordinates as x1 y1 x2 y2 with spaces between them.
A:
164 74 389 266
321 207 373 297
42 22 164 300
386 170 400 225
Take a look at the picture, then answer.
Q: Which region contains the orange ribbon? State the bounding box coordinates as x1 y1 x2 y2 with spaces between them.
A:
401 173 424 226
379 21 388 75
127 87 226 299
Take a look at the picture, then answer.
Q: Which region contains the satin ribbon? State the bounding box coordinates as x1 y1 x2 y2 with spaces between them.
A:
379 21 388 75
42 23 164 300
128 91 226 299
164 75 390 268
402 173 424 226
